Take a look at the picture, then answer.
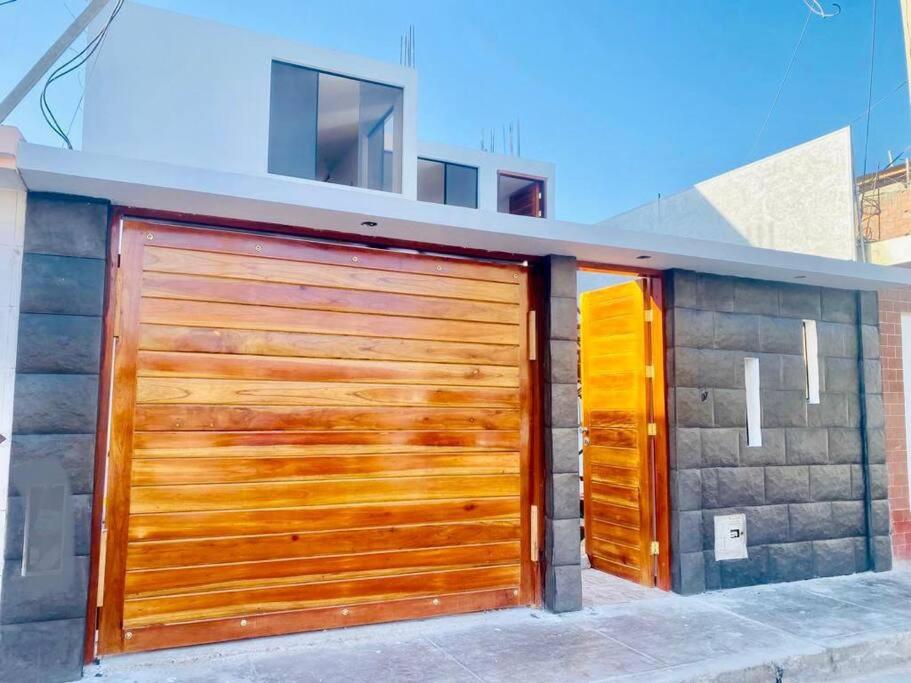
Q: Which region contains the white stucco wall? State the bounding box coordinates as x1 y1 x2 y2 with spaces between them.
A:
599 128 858 261
0 129 27 601
82 2 420 198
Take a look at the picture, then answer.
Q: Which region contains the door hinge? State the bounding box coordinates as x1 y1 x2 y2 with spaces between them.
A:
647 422 657 436
650 541 660 556
644 309 653 322
645 365 655 378
528 310 537 361
530 504 539 562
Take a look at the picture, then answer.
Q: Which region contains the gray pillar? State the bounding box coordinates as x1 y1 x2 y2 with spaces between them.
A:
542 256 582 612
857 291 892 572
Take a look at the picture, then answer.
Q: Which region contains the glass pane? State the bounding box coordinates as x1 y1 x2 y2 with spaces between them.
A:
268 61 318 179
317 72 360 186
360 80 400 191
445 163 478 208
417 158 445 204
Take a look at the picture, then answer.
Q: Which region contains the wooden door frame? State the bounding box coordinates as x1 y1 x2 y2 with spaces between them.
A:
84 207 547 661
577 264 671 591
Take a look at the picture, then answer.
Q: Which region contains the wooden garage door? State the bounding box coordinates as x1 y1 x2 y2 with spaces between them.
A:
97 220 536 654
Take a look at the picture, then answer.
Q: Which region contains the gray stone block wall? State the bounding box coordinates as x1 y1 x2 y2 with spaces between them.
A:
1 193 109 683
542 255 582 612
666 271 891 594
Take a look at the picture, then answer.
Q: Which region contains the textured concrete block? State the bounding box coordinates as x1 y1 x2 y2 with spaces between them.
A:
813 538 857 577
546 472 580 521
19 253 105 316
544 383 578 429
546 428 580 475
0 618 85 683
824 357 859 393
675 510 703 554
545 517 581 566
761 390 808 428
863 394 885 429
765 466 810 504
780 354 807 391
5 494 92 561
672 271 735 312
674 428 702 469
16 314 102 374
866 428 886 465
733 279 780 316
713 389 746 428
831 500 866 537
674 551 706 595
548 297 577 342
700 349 739 388
859 290 878 325
12 374 99 434
675 308 714 348
1 556 89 625
547 255 577 299
816 322 851 357
809 465 852 502
759 317 803 354
713 312 759 351
674 347 700 387
849 464 866 500
676 387 714 428
871 499 891 536
544 563 582 612
789 502 832 542
869 463 887 500
863 359 883 395
779 285 821 319
820 288 856 324
702 428 739 467
872 534 893 572
827 428 862 464
767 542 815 583
24 194 108 259
545 339 578 385
718 546 768 589
672 469 702 512
703 504 790 548
702 467 764 508
739 428 786 466
9 434 96 495
785 428 829 465
861 325 880 359
808 394 849 428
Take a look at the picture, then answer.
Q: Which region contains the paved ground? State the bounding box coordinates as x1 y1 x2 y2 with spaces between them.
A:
87 567 911 682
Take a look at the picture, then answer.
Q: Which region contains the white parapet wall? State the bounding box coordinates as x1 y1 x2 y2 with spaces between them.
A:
0 127 26 601
598 128 858 261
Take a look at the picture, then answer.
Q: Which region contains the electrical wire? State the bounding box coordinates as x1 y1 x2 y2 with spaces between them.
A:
860 0 879 181
803 0 841 18
747 9 813 160
40 0 124 149
0 0 18 7
850 79 907 125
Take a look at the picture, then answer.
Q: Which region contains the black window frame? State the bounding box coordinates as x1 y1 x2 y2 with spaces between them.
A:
417 157 479 209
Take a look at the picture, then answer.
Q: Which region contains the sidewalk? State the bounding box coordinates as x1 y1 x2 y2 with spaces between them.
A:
86 567 911 683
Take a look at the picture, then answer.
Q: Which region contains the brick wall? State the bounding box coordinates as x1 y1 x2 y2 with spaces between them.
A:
879 288 911 560
862 181 911 242
1 194 109 683
667 270 891 594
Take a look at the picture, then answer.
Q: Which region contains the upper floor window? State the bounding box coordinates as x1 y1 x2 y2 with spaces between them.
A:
417 158 478 209
498 173 545 217
268 61 403 193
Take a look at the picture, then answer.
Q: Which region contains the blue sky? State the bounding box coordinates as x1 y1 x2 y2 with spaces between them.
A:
2 1 909 223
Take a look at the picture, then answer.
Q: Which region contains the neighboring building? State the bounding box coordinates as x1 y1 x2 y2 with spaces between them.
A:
1 4 909 682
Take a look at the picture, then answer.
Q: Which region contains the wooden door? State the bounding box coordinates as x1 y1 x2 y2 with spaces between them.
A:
580 280 654 586
508 180 543 217
96 220 537 654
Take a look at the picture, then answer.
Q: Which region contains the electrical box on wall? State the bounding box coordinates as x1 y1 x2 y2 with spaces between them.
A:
714 513 748 561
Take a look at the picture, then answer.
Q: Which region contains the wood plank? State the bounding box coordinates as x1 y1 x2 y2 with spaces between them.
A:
132 429 522 452
139 325 519 366
589 427 638 449
133 405 521 432
133 444 503 459
143 246 520 304
589 503 641 530
589 518 641 548
129 498 522 542
142 271 520 324
590 481 640 509
130 474 521 513
589 463 639 487
140 298 518 345
131 453 520 486
125 543 521 598
120 587 520 654
138 351 519 387
136 377 520 408
135 222 523 285
126 521 522 570
589 537 641 569
123 565 521 627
